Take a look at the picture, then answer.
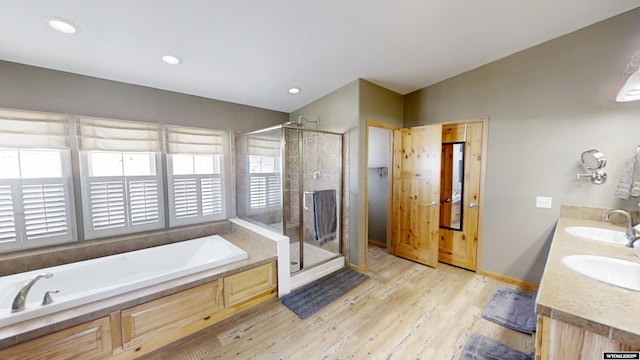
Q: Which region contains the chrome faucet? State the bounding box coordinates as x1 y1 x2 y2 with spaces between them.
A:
629 236 640 249
605 209 637 244
11 272 53 313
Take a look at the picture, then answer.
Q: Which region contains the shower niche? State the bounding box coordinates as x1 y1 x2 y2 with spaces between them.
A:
235 125 343 275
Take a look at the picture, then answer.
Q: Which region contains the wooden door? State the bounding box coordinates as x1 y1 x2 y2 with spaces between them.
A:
438 121 483 270
391 125 442 267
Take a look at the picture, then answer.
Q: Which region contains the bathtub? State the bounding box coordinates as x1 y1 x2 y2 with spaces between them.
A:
0 234 248 327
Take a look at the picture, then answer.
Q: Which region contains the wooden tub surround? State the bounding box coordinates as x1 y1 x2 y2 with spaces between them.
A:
536 216 640 359
0 233 277 359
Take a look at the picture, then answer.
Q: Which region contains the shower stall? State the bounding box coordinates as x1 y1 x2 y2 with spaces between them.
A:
235 124 343 275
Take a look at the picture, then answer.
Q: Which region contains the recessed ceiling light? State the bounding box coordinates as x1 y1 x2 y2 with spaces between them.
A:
46 17 78 34
162 55 182 65
288 87 301 94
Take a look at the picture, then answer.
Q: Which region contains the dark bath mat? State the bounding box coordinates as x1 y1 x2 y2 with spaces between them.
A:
459 333 534 360
281 267 369 319
481 287 537 334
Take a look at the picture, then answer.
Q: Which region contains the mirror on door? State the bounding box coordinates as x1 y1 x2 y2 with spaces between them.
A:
440 142 464 230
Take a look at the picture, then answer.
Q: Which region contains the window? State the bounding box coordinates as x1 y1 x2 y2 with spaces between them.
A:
246 135 281 211
77 117 164 239
0 109 75 252
249 155 281 210
166 126 226 226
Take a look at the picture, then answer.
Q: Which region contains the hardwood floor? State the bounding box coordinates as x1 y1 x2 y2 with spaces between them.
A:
141 247 535 359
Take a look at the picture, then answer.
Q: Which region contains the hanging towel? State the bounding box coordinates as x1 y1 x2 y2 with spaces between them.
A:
615 157 634 199
616 148 640 199
312 189 337 246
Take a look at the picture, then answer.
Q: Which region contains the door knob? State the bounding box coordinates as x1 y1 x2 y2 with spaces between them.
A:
468 202 477 208
428 201 438 207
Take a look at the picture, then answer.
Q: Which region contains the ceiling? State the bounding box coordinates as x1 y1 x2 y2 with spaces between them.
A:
1 1 639 113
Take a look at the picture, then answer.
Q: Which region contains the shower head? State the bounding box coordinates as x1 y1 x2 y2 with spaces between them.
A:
283 119 304 127
283 115 320 128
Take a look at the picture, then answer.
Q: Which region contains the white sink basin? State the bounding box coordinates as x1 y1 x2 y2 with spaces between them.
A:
564 226 628 245
562 254 640 291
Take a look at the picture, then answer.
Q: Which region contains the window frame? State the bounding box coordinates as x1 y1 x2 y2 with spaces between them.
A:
166 153 226 227
0 148 77 253
247 155 282 213
79 150 165 240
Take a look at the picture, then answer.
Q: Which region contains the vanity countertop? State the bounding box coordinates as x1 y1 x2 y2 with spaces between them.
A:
536 217 640 347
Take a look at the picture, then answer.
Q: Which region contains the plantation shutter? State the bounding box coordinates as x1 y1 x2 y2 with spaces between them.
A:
0 108 74 252
77 116 163 239
246 135 281 210
166 125 226 226
250 176 267 208
267 175 281 206
88 180 126 231
0 184 17 245
22 181 69 240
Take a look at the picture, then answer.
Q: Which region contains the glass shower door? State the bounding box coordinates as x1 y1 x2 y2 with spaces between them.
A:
287 129 342 274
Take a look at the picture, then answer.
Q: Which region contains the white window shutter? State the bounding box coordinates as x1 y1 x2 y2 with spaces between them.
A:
267 175 281 206
249 174 280 210
89 180 126 231
22 183 69 241
0 185 17 244
201 177 222 216
173 178 199 219
128 179 160 225
250 176 267 209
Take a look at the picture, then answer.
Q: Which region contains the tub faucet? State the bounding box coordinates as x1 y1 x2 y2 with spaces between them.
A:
11 272 53 313
604 209 637 242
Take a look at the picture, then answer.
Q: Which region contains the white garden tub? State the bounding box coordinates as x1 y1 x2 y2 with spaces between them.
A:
0 234 247 327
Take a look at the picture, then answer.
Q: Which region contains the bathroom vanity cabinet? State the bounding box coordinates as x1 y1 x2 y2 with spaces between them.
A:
535 215 640 359
535 315 636 360
0 260 277 360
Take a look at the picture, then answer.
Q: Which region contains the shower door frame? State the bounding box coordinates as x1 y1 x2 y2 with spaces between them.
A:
284 125 343 274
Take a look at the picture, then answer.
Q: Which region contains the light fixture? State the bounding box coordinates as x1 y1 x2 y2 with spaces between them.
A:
288 87 301 94
46 17 78 34
616 70 640 102
616 52 640 103
162 55 182 65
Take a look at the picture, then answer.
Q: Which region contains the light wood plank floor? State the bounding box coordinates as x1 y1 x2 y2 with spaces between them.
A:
141 247 535 360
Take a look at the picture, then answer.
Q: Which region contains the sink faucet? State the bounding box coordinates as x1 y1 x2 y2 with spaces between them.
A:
629 236 640 248
11 272 53 313
604 209 637 242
